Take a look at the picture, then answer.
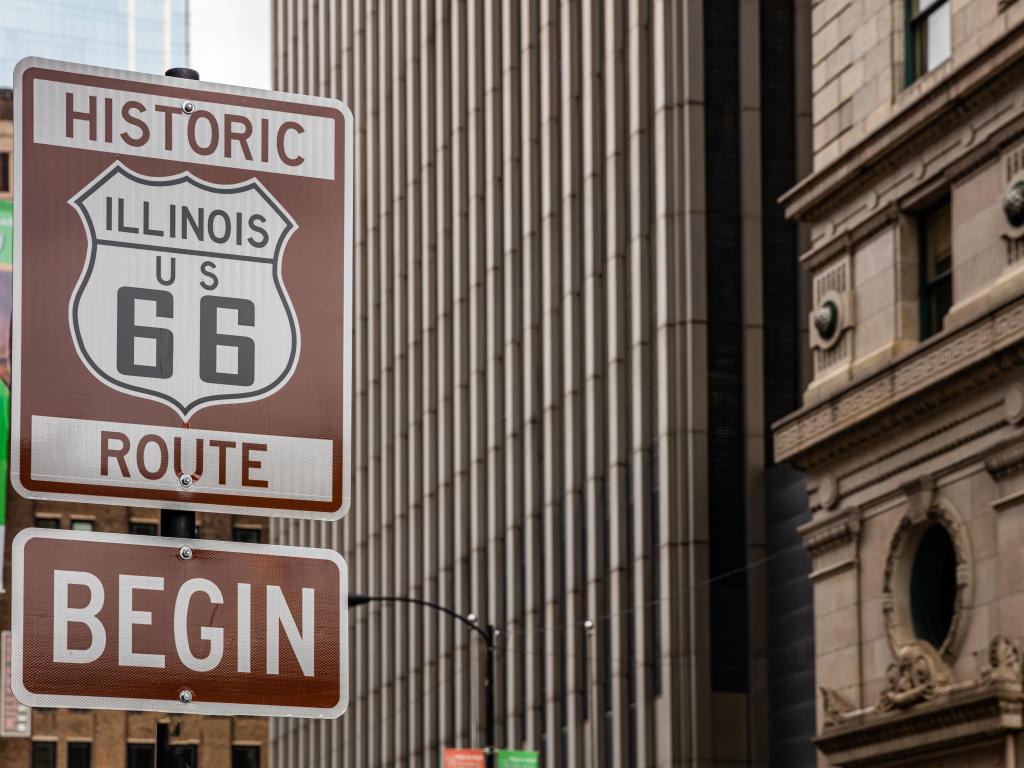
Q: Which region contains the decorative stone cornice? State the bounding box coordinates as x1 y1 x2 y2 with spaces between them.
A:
900 474 937 522
985 441 1024 480
982 637 1023 685
818 637 1024 766
822 687 856 727
877 642 953 712
772 294 1024 467
815 684 1023 767
799 510 860 559
782 19 1024 223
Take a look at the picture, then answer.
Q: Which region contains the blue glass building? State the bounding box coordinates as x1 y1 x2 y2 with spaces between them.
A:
0 0 187 87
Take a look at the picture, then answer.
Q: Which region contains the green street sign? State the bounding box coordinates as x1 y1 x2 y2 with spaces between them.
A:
0 199 11 265
497 751 539 768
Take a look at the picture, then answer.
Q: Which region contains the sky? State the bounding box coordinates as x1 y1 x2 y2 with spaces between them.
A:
188 0 272 90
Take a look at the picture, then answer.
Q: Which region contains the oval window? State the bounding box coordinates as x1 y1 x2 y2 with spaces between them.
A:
909 523 957 650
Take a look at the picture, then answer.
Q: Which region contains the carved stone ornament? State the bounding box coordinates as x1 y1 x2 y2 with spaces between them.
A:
877 641 952 712
813 301 839 341
980 635 1023 685
821 686 854 727
882 490 971 662
809 288 851 352
1004 382 1024 425
1005 181 1024 229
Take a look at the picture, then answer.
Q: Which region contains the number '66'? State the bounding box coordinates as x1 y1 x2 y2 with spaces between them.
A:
115 287 256 386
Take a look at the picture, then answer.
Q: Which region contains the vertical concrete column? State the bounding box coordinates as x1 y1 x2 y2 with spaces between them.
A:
364 4 383 762
378 4 398 761
603 0 632 764
501 0 526 750
680 0 714 764
350 6 370 764
626 0 654 761
739 0 771 765
650 0 696 763
482 0 508 751
436 0 456 752
520 0 547 751
405 2 425 762
466 0 489 750
580 0 608 763
419 2 440 763
451 0 473 745
560 0 586 761
395 4 413 762
539 0 565 758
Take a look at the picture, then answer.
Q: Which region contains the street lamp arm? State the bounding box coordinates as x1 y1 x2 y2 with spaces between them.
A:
348 592 492 645
349 591 498 765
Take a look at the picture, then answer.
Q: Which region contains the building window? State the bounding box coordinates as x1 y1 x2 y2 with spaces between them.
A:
70 520 95 532
34 517 60 529
1 152 9 193
169 744 197 768
129 521 158 536
910 523 957 649
919 200 952 339
31 742 56 768
126 744 155 768
67 742 91 768
232 746 260 768
906 0 951 84
232 526 261 544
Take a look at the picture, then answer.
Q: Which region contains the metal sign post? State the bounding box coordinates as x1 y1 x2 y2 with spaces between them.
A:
159 65 201 544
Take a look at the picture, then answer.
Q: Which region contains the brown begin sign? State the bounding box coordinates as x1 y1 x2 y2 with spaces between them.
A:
12 528 348 717
12 58 353 519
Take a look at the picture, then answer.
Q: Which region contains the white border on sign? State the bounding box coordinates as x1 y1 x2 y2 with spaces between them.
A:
11 528 349 719
10 57 354 522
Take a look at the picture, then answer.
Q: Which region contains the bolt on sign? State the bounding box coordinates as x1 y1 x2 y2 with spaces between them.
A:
12 528 348 717
12 58 353 519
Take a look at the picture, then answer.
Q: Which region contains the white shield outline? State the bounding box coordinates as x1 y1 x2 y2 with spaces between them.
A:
67 161 301 420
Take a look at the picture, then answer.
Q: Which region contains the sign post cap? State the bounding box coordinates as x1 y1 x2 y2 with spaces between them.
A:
164 67 199 80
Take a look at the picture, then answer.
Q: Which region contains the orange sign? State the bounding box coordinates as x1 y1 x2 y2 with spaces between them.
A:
12 58 353 519
12 528 348 718
444 748 486 767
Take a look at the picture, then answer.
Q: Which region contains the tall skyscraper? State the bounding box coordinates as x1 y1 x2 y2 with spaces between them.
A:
270 2 816 766
0 0 187 87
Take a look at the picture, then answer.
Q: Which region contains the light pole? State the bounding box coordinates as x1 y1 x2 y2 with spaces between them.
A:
348 593 498 767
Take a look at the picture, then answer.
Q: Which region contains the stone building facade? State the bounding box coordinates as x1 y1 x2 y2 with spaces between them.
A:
775 1 1024 766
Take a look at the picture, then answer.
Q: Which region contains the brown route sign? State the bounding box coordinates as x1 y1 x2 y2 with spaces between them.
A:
12 528 348 717
12 58 353 519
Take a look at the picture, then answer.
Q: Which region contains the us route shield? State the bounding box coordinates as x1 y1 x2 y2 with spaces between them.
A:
70 162 300 419
13 58 352 518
